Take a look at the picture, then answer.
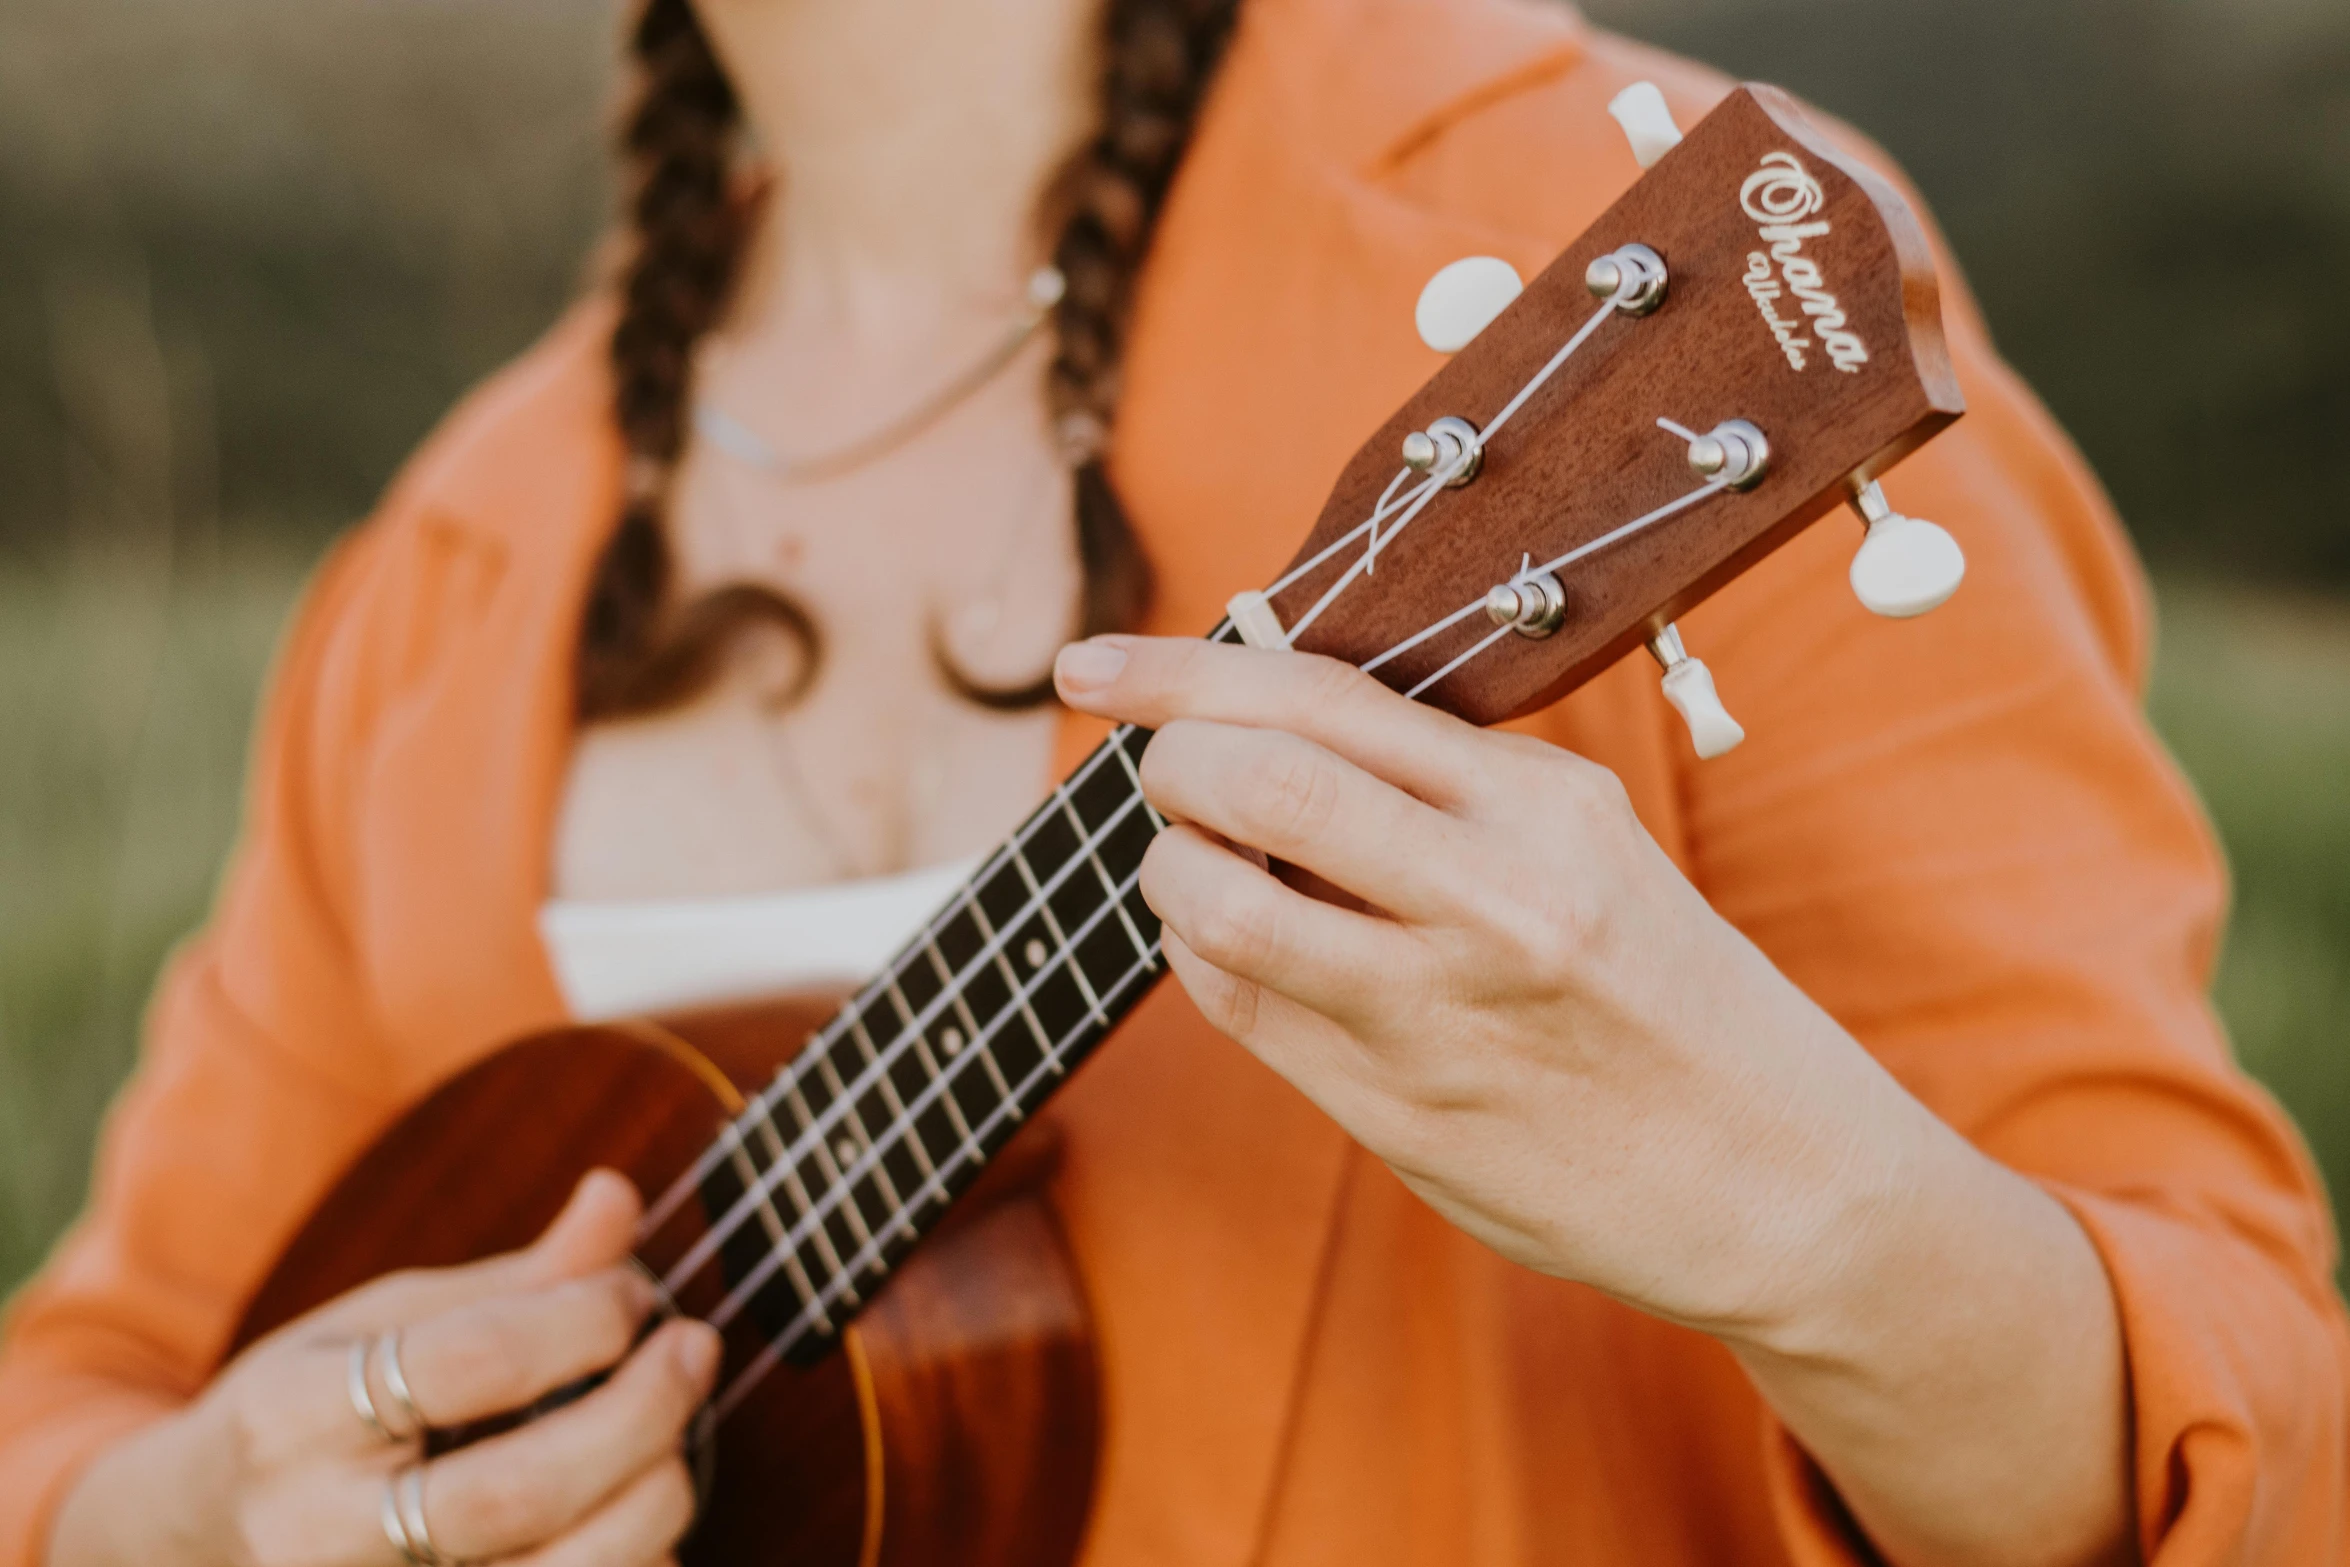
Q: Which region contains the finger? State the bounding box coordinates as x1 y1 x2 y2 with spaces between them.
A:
1056 636 1486 808
1139 823 1419 1028
422 1318 720 1560
1160 927 1435 1141
507 1458 696 1567
1138 719 1479 923
306 1170 642 1338
387 1268 660 1429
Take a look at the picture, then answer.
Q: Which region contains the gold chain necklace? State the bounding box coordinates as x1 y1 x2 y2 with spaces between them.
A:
696 266 1065 486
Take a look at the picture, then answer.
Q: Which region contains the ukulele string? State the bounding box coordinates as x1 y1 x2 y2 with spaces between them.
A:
634 730 1148 1243
659 286 1711 1405
685 450 1738 1416
634 374 1491 1247
1268 290 1626 651
1396 461 1737 700
654 770 1164 1313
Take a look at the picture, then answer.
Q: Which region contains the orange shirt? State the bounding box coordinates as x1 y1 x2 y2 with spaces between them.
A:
4 1 2345 1561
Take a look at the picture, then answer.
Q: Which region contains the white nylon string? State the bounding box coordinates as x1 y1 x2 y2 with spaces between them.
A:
653 769 1159 1298
714 912 1168 1422
695 827 1165 1343
635 731 1143 1243
664 278 1749 1417
1394 470 1736 701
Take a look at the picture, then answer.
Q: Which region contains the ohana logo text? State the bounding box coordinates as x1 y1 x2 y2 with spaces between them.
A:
1738 151 1869 375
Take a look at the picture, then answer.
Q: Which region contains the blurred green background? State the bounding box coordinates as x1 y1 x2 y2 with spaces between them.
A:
1 0 2346 1293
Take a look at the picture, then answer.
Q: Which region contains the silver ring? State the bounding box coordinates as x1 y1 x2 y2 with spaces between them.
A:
348 1340 394 1443
381 1464 455 1566
377 1329 427 1437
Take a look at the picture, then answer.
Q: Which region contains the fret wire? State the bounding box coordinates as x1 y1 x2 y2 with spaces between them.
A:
753 1101 862 1309
781 1078 882 1273
1058 790 1155 967
696 855 1166 1332
719 1121 832 1334
661 752 1159 1298
1107 729 1167 832
645 742 1138 1239
809 1049 917 1243
956 864 1065 1074
921 939 1019 1112
848 1011 944 1201
1009 843 1111 1028
882 976 991 1164
713 935 1165 1420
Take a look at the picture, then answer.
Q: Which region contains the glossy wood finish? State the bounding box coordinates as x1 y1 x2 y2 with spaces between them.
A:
1271 84 1964 723
228 83 1961 1567
231 1006 1098 1567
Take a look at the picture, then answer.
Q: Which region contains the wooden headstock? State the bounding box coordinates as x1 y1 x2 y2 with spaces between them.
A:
1244 85 1966 739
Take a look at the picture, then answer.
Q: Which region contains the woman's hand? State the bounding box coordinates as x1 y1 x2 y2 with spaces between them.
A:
1056 634 2134 1567
50 1171 718 1567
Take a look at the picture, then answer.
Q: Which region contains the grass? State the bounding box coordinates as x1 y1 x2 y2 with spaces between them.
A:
0 550 2345 1297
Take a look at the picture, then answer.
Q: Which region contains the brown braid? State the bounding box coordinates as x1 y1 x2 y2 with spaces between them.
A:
579 0 1240 724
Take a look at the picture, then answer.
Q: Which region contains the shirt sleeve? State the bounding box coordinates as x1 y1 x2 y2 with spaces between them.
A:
1669 310 2350 1560
0 525 404 1564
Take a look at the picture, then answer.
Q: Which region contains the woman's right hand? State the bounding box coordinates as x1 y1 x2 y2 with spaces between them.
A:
48 1171 721 1567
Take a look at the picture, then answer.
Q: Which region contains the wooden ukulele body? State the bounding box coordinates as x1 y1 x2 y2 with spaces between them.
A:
229 1005 1100 1567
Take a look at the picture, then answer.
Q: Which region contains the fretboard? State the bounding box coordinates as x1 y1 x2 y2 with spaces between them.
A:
681 720 1173 1369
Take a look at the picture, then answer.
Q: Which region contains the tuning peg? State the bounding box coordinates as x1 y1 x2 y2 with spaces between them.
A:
1415 256 1524 353
1648 624 1745 760
1847 481 1966 618
1608 82 1684 170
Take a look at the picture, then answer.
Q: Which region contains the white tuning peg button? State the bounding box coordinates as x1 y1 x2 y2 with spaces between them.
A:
1848 482 1966 618
1415 256 1524 353
1649 624 1745 760
1608 82 1684 170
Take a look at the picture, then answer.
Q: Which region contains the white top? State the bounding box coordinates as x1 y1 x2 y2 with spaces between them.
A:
538 856 981 1023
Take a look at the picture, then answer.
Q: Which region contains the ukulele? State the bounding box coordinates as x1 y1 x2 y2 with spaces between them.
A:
231 82 1968 1566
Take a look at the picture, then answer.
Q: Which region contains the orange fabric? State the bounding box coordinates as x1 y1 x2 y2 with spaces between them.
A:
4 1 2346 1561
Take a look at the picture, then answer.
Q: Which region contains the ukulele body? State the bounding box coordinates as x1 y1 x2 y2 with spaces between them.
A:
230 1005 1100 1567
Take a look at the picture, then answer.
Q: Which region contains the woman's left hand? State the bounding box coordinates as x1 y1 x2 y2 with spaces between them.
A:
1056 632 2135 1567
1056 631 1945 1345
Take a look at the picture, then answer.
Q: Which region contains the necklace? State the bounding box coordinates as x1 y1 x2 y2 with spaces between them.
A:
697 265 1065 486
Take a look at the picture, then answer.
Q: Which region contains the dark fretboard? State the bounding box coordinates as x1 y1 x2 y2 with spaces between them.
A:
681 720 1173 1370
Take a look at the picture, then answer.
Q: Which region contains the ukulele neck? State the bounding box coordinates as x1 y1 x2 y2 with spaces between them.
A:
692 719 1173 1366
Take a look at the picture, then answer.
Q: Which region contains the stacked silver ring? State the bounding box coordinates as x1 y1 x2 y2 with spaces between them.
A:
381 1465 457 1566
347 1330 428 1444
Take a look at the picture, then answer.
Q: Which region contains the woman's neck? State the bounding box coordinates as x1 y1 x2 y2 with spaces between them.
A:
697 0 1099 347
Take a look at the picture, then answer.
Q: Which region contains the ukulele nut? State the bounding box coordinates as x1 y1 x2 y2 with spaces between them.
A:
1400 416 1484 487
1584 243 1668 316
1484 572 1568 639
1685 419 1770 490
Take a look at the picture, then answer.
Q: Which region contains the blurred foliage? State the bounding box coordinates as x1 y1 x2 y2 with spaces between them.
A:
1580 0 2350 579
3 0 2347 580
0 0 2344 1299
1 557 2345 1294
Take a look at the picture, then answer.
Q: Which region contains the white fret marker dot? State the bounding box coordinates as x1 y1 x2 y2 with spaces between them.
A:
940 1027 964 1057
1025 938 1049 969
834 1139 857 1168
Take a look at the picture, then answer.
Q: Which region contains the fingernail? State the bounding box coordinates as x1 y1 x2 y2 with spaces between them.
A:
1054 638 1128 698
673 1321 721 1385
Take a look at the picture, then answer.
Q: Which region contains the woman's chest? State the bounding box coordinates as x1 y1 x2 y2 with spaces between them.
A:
551 423 1082 903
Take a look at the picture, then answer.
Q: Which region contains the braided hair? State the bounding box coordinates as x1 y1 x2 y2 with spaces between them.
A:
578 0 1241 722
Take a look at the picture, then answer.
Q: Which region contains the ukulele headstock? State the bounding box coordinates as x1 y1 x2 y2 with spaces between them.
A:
1238 84 1967 751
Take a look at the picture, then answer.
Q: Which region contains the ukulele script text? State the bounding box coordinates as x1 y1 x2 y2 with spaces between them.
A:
1739 151 1870 376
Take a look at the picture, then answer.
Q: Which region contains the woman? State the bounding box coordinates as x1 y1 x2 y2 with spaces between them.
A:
3 0 2343 1561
